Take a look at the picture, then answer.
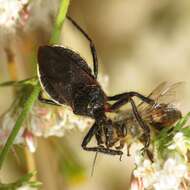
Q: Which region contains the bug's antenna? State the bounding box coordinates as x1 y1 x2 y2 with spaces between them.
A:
91 151 98 177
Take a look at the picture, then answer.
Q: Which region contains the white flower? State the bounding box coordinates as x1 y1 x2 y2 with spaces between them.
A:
0 0 29 33
0 112 24 145
168 132 190 160
23 130 37 153
130 176 144 190
153 158 187 190
0 103 94 151
133 159 158 188
132 152 188 190
29 103 94 138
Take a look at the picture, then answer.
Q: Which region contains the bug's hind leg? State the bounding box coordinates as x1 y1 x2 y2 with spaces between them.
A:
129 98 150 149
129 98 153 161
82 122 123 155
67 16 98 79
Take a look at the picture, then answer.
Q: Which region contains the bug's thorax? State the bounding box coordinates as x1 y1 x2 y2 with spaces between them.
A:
72 84 107 119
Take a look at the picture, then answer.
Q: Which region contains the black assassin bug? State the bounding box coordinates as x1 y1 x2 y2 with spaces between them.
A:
37 16 155 156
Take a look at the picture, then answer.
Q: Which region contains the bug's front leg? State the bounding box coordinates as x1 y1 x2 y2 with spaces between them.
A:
67 16 99 79
82 122 123 156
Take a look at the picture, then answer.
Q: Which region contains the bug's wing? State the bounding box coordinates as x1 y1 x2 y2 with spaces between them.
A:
37 45 95 105
38 45 93 77
137 82 185 118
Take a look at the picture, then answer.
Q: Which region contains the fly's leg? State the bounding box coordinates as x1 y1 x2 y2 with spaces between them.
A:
67 16 98 79
114 121 127 150
82 122 123 155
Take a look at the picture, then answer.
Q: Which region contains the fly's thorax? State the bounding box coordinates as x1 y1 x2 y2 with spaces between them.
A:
114 110 143 138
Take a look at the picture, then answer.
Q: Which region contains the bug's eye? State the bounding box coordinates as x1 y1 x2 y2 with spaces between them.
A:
87 100 98 113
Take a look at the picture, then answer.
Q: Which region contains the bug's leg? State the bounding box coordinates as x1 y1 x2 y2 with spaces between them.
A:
82 122 123 155
129 98 150 151
127 144 132 156
114 122 127 150
95 127 104 145
103 119 115 148
38 92 60 106
67 16 98 79
108 91 154 111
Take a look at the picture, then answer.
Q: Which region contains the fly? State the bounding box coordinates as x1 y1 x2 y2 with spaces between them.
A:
99 82 183 152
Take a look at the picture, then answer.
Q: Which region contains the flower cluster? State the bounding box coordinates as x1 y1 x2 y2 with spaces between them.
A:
131 152 189 190
0 0 29 34
0 97 94 152
130 113 190 190
0 74 108 152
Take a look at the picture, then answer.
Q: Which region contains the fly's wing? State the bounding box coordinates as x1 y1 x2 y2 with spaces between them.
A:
153 82 185 105
37 45 94 104
137 82 185 120
138 82 167 110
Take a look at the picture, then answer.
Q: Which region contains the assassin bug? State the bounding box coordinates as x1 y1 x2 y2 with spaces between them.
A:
37 16 154 156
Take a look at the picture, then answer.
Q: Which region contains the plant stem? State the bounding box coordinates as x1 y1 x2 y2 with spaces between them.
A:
0 83 40 169
49 0 70 44
0 0 70 169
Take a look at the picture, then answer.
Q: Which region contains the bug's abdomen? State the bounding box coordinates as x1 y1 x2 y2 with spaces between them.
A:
38 45 101 106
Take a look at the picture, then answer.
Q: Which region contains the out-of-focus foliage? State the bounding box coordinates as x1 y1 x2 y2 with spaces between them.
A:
0 172 41 190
